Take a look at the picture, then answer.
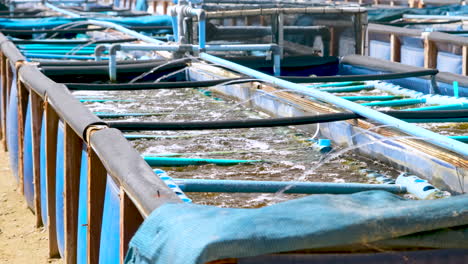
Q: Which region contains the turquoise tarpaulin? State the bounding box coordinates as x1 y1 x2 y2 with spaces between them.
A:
0 15 172 30
369 4 468 22
125 191 468 264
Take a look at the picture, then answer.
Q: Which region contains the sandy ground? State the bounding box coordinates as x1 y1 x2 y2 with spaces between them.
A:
0 148 63 263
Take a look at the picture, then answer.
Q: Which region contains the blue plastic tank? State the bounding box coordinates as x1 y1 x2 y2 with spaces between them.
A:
40 114 47 225
23 98 35 210
99 175 120 264
77 146 88 264
55 122 65 257
6 74 19 180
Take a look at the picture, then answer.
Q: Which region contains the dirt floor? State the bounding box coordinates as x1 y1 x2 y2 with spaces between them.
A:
0 148 63 263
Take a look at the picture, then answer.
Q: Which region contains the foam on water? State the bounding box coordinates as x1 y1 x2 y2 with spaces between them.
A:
76 84 405 207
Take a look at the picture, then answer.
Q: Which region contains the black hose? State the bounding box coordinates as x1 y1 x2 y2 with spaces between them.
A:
65 78 251 90
281 70 439 83
107 110 468 131
38 58 166 67
41 59 191 76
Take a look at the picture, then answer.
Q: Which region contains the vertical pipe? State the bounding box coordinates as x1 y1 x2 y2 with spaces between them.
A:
171 15 179 41
108 45 121 83
198 19 206 50
454 81 459 98
273 53 281 77
109 54 117 82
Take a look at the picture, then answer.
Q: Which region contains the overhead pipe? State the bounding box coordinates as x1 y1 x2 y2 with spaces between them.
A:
44 2 81 17
102 43 281 81
87 20 166 45
199 53 468 157
170 4 207 48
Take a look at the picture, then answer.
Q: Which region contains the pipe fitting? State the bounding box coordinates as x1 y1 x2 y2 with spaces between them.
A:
109 44 122 56
94 44 108 61
108 44 122 83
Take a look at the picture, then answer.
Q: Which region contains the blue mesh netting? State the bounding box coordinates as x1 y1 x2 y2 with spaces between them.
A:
125 191 468 264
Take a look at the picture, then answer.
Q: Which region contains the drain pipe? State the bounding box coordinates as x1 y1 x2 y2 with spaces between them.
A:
94 44 108 61
200 53 468 157
108 44 121 82
169 6 179 41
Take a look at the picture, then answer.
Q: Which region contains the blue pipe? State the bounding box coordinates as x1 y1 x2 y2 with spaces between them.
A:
307 138 332 154
199 53 468 157
44 3 81 17
173 179 406 194
342 95 404 102
88 20 166 45
403 118 468 123
144 156 263 166
450 136 468 143
24 53 100 60
154 169 191 202
406 103 468 111
319 84 375 93
310 81 362 88
199 19 206 50
361 98 426 107
395 172 446 199
454 81 459 98
171 15 179 40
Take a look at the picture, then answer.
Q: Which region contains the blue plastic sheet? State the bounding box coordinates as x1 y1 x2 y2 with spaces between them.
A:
125 191 468 264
